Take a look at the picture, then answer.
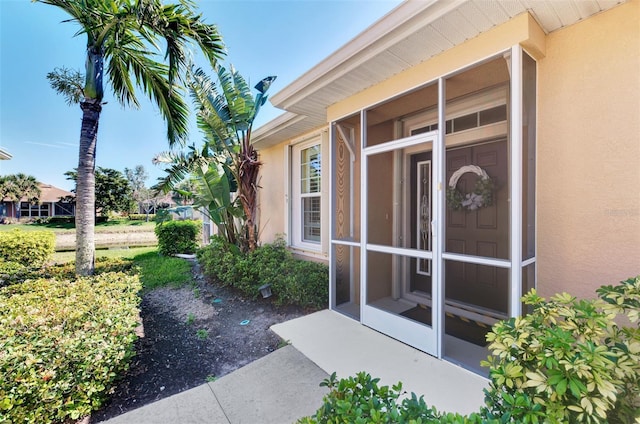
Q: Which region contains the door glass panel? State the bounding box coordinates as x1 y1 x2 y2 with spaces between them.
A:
333 245 360 319
366 250 433 329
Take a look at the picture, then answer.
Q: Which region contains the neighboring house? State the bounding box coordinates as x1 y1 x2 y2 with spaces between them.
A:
252 0 639 374
1 183 75 219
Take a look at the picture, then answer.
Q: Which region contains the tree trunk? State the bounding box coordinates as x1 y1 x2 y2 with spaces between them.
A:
75 100 101 276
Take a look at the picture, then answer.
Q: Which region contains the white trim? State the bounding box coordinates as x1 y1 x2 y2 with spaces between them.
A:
434 77 446 359
290 137 324 252
364 131 437 156
442 252 511 268
332 239 361 248
366 243 434 260
509 45 523 318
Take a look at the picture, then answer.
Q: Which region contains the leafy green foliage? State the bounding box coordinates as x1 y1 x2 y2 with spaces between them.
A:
198 236 328 309
66 167 133 216
298 372 486 424
155 65 276 253
0 273 141 423
481 276 640 423
0 261 31 288
0 229 55 268
129 213 156 221
300 277 640 423
154 220 200 256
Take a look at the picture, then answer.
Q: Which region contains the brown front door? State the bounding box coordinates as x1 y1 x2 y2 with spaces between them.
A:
445 139 509 315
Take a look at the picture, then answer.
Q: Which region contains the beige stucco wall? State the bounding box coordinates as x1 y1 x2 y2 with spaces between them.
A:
537 0 640 299
256 142 286 245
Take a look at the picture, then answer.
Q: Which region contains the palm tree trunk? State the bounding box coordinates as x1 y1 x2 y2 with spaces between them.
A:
76 99 101 276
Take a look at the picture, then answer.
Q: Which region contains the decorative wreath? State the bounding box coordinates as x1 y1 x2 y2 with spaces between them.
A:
446 165 494 211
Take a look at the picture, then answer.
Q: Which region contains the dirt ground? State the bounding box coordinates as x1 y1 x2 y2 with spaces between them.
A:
89 260 308 423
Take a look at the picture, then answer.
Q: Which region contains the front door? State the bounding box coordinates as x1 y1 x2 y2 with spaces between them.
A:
445 139 509 316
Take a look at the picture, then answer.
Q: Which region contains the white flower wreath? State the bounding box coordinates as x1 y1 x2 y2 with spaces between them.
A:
446 165 494 211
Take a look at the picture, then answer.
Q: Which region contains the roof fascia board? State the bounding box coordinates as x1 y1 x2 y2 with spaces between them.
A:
327 12 544 122
270 0 466 111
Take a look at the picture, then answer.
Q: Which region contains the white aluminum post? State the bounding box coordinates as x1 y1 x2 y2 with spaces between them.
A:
510 45 523 318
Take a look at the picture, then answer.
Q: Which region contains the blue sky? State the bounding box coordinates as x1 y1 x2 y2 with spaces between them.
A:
0 0 401 191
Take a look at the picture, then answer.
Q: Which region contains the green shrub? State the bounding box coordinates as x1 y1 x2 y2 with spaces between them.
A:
274 259 328 309
482 276 640 423
46 216 75 225
298 372 485 424
155 220 200 255
128 213 155 221
0 228 55 267
0 261 33 288
299 277 640 424
0 272 142 423
44 256 135 280
197 236 328 309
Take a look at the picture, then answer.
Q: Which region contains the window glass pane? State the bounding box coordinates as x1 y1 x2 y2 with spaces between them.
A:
301 145 321 194
479 105 507 126
452 112 477 132
302 197 321 242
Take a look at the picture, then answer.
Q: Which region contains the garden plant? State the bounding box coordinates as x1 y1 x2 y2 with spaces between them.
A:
299 276 640 423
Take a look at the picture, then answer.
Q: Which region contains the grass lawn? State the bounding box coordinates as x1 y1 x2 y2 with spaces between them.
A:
52 247 193 290
52 246 158 264
0 219 155 234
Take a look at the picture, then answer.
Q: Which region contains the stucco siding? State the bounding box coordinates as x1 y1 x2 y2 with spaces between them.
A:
257 143 286 245
537 0 640 298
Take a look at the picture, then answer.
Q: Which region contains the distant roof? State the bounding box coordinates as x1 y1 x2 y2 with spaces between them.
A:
38 183 74 202
0 147 11 160
2 183 74 203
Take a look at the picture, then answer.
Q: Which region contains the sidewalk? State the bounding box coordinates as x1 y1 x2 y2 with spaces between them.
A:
101 309 489 423
100 345 329 424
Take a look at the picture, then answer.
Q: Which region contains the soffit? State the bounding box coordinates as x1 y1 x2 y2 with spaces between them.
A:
254 0 626 147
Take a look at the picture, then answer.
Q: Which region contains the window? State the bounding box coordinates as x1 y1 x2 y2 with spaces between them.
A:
291 140 322 249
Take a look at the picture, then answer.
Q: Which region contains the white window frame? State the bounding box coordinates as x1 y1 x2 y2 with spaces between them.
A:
289 136 325 253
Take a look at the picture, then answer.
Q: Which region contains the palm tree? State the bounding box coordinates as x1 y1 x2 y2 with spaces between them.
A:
39 0 225 276
155 66 275 252
4 174 41 220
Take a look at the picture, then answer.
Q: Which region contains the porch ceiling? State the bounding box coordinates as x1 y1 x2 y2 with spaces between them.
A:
253 0 626 148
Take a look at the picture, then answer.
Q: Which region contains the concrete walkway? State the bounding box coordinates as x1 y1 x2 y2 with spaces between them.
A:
101 309 489 423
101 345 329 424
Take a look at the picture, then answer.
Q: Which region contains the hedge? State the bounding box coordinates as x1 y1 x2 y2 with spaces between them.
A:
0 273 142 423
0 229 55 268
198 236 329 309
155 220 200 256
128 213 155 221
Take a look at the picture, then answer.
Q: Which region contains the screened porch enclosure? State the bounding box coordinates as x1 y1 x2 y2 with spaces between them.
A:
330 47 536 375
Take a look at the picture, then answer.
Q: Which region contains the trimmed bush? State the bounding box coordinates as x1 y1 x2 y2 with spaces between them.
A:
299 277 640 424
0 261 33 288
298 372 484 424
0 229 55 267
46 216 75 225
482 276 640 424
197 236 328 309
155 220 200 255
0 272 142 423
128 213 155 221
